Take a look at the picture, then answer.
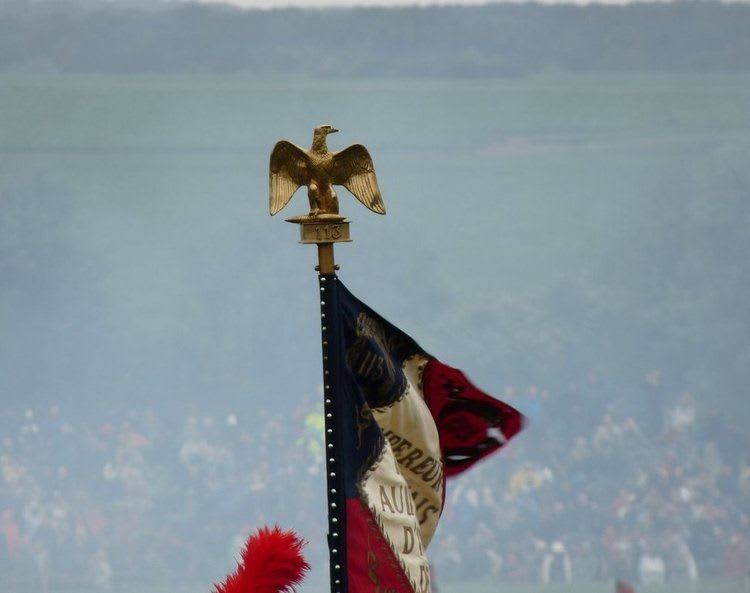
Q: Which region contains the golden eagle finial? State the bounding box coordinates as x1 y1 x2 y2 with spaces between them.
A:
269 125 386 218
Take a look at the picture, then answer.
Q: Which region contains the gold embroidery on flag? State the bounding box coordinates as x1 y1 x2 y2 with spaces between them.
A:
346 312 416 405
360 439 431 593
370 357 444 548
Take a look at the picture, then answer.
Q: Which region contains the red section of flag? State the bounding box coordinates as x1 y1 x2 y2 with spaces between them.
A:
616 580 637 593
346 498 415 593
213 526 309 593
422 360 525 477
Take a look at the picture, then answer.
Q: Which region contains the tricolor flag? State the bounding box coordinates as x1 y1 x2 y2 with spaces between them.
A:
321 276 525 593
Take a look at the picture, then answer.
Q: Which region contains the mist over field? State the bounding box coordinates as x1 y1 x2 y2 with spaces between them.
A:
1 3 749 593
2 74 748 416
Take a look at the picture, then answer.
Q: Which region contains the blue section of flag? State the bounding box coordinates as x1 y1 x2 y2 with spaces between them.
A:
329 278 428 498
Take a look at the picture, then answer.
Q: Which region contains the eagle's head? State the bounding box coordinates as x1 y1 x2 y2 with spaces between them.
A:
311 124 339 152
315 124 339 136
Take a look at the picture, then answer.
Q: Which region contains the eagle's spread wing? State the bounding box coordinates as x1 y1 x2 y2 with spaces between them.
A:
269 140 310 215
331 144 385 215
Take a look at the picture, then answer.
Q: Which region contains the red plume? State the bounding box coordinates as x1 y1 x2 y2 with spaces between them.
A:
213 526 310 593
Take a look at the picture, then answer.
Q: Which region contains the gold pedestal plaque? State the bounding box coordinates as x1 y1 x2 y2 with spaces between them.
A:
299 220 351 245
286 215 352 245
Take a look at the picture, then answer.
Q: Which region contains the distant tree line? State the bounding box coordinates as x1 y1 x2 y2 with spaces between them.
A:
1 1 749 76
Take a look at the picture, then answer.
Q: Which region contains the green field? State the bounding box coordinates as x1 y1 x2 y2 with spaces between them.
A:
2 73 749 413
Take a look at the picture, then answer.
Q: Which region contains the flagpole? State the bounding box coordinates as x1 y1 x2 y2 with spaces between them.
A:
317 248 344 593
271 126 378 593
287 216 352 593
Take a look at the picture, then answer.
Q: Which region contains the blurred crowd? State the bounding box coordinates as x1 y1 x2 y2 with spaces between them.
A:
0 395 328 591
1 372 749 590
435 372 750 586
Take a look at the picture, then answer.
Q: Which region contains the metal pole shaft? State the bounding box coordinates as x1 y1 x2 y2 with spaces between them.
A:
317 247 346 593
317 243 336 275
